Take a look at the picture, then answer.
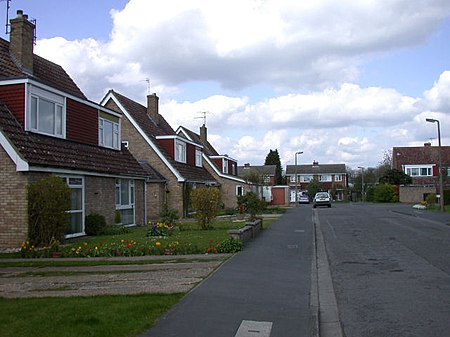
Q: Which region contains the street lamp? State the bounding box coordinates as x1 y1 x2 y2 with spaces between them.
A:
294 151 303 207
358 166 364 202
426 118 445 212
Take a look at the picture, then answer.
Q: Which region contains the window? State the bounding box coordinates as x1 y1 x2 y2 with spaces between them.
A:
99 118 120 149
236 185 243 196
404 165 433 177
263 175 270 184
231 162 236 175
175 139 186 163
61 176 84 237
223 159 229 174
334 174 343 182
290 175 297 183
195 148 202 167
115 179 135 225
300 175 313 182
319 175 332 182
28 86 65 138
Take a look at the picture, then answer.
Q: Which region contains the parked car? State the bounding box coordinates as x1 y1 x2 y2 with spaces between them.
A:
313 192 331 208
298 194 310 204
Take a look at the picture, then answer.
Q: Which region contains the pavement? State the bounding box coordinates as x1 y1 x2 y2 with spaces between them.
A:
140 207 315 337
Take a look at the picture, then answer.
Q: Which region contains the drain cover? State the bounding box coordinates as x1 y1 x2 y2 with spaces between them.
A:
235 320 273 337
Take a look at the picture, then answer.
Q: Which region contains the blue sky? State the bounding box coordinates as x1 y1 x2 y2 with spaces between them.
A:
2 0 450 170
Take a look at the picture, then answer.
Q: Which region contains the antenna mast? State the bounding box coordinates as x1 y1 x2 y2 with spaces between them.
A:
3 0 11 34
195 111 209 126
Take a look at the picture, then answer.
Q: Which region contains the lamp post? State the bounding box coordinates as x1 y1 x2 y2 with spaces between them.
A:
294 151 303 207
358 166 364 202
426 118 445 212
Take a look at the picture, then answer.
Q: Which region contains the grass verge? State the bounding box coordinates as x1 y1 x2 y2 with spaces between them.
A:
0 293 184 337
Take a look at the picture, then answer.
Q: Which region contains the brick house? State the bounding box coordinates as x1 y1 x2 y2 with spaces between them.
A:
0 11 147 249
285 161 347 201
101 91 218 218
392 143 450 202
237 163 277 186
176 124 251 208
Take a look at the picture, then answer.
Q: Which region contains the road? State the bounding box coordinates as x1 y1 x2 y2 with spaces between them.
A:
315 203 450 337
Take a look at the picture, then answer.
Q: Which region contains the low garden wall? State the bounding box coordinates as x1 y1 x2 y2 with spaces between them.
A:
227 219 262 244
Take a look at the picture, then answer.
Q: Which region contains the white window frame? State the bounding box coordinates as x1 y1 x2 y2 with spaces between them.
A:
223 158 229 174
27 85 66 138
175 139 187 163
300 175 313 182
61 176 85 238
319 175 332 182
290 175 296 183
115 179 135 225
99 117 120 150
334 174 343 182
404 165 433 177
236 185 243 196
195 147 202 167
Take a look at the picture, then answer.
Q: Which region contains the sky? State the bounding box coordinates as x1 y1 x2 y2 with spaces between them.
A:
2 0 450 170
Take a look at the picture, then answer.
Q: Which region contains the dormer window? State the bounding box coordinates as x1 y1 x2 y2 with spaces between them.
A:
223 158 229 174
175 139 186 163
195 147 202 167
27 85 65 138
98 112 120 150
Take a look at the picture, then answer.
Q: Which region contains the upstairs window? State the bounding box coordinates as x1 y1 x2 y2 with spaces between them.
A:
195 148 202 167
319 175 332 182
300 175 313 182
334 174 343 182
99 117 120 149
223 159 229 174
175 139 186 163
28 86 65 138
405 165 432 177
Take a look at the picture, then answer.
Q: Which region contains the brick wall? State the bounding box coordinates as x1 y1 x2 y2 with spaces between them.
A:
146 182 166 220
0 147 28 249
399 186 436 203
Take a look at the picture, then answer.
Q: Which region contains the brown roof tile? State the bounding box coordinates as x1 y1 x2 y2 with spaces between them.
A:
285 164 346 175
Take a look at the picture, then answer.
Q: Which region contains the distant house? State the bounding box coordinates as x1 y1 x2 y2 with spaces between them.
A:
177 124 251 208
237 163 277 186
285 161 347 201
392 143 450 202
0 11 147 249
101 91 218 218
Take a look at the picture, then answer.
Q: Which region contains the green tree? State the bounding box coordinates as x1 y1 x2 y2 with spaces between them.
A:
237 192 266 220
379 169 412 185
264 149 283 184
373 184 399 203
242 170 262 184
307 178 321 199
28 175 71 247
190 187 221 230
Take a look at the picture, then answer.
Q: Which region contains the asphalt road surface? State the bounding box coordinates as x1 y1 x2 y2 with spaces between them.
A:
315 203 450 337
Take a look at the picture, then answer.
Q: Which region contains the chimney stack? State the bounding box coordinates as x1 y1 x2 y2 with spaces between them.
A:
200 124 207 143
424 142 431 147
9 10 35 73
147 93 159 125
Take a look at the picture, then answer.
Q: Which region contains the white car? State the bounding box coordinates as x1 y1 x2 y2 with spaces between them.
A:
313 192 331 208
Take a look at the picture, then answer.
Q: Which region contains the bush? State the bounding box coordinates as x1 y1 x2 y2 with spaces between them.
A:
28 175 71 247
191 187 221 230
85 213 107 236
425 193 437 205
373 184 398 203
159 204 179 225
237 192 265 219
217 238 243 253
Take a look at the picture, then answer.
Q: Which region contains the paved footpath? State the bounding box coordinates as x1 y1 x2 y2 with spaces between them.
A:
141 207 315 337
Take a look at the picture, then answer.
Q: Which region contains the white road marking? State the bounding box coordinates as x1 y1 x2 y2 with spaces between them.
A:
295 229 305 233
234 320 273 337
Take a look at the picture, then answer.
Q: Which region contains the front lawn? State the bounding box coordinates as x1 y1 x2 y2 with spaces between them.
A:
0 293 184 337
13 219 274 258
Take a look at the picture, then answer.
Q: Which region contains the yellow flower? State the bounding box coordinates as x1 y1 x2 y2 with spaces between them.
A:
155 242 161 246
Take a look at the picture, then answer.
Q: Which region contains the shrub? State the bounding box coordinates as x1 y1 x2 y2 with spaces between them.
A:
237 192 265 219
217 238 243 253
28 175 71 247
425 193 437 205
84 213 107 236
190 187 221 230
373 184 398 203
159 204 179 225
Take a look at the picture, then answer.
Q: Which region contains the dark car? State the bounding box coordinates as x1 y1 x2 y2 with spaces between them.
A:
313 192 331 208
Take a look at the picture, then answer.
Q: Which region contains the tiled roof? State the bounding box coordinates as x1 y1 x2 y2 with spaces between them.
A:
0 101 146 177
179 126 219 156
139 160 166 182
0 38 86 99
393 146 450 167
109 91 217 183
285 164 346 175
238 165 277 176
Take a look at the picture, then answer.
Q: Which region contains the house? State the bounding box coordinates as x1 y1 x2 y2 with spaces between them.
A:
237 163 277 186
176 124 251 208
0 11 147 249
100 91 218 218
392 143 450 202
285 161 347 201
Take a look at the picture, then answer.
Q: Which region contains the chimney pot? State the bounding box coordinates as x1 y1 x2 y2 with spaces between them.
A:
200 124 207 143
